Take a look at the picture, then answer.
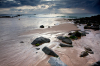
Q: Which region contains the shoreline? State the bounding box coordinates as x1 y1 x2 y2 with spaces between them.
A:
0 18 100 66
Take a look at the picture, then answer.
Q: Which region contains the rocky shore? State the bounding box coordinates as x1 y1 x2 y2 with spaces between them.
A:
0 17 100 66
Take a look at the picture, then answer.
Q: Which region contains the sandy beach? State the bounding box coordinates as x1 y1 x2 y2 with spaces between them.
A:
0 18 100 66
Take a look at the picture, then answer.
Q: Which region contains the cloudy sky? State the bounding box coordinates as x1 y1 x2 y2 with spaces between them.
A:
0 0 100 14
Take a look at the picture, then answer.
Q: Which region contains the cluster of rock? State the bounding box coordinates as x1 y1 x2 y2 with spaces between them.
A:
40 25 50 28
42 47 68 66
68 31 89 40
70 15 100 30
0 14 22 18
84 24 99 30
80 47 94 57
30 30 93 65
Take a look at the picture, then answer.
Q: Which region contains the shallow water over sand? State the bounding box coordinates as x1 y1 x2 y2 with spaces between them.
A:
0 18 100 66
0 18 60 41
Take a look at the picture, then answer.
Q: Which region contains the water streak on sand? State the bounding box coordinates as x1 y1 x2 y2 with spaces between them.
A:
0 18 100 66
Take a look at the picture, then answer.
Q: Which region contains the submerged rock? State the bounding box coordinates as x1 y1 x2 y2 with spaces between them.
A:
59 43 73 47
80 51 88 57
48 57 67 66
81 31 89 36
42 46 58 57
81 32 86 36
57 36 72 44
40 25 44 28
31 37 50 46
36 48 40 50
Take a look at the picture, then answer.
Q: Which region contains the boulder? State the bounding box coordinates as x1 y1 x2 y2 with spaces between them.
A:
88 51 94 54
91 63 99 66
57 36 72 44
96 61 100 64
81 32 86 36
80 51 88 57
91 61 100 66
48 57 67 66
84 47 94 54
42 46 58 57
59 43 73 47
84 47 92 51
69 35 78 40
81 31 90 36
74 31 81 37
40 25 44 28
81 31 89 36
68 33 73 35
31 37 50 45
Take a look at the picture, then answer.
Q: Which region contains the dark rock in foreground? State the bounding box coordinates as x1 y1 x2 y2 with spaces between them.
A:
48 57 67 66
40 25 44 28
57 36 72 44
42 46 59 57
59 43 73 47
91 60 100 66
80 51 88 57
96 61 100 64
31 37 50 45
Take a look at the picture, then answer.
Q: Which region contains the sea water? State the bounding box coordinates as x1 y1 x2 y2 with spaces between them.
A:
0 13 98 40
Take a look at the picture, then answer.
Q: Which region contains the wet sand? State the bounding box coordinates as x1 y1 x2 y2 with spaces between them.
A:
0 18 100 66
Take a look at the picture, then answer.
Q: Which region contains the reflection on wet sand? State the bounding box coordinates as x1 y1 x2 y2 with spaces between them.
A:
0 18 100 66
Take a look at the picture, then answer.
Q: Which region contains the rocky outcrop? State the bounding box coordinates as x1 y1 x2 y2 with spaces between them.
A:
42 47 58 57
59 43 73 47
57 36 72 44
48 57 67 66
31 37 50 46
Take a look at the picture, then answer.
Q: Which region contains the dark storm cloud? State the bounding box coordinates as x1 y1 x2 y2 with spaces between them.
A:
0 0 100 13
46 0 100 13
0 0 41 8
